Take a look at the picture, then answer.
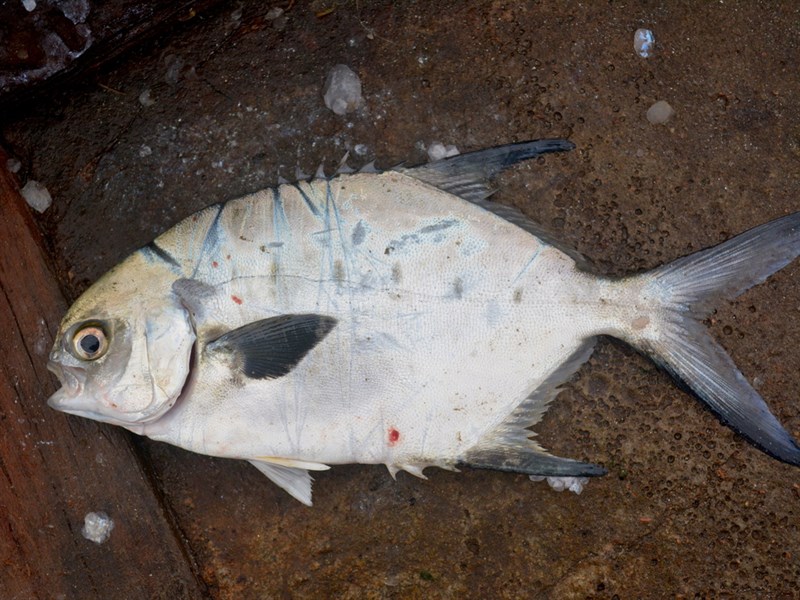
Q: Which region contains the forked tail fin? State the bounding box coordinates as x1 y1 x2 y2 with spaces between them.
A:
629 212 800 465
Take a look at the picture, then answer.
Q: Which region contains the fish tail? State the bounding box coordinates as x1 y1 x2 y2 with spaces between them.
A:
620 212 800 465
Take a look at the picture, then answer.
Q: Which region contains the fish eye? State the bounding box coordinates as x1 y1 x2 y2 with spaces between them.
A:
72 325 109 361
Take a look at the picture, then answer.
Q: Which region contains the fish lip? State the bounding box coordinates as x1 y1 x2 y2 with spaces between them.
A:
46 360 85 399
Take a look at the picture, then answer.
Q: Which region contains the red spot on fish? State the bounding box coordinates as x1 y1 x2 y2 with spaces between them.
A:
231 295 243 305
212 261 219 268
388 428 400 446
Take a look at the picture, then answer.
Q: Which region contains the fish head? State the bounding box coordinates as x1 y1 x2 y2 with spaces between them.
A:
47 257 195 427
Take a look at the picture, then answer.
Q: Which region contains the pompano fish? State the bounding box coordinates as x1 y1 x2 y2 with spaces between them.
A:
47 140 800 505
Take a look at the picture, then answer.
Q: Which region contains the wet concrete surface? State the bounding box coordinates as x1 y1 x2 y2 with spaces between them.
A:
3 1 800 597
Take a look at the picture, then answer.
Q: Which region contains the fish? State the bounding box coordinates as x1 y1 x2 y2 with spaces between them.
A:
46 139 800 506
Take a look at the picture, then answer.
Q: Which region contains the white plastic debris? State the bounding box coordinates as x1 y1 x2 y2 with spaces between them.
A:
634 29 655 58
20 180 52 213
530 475 589 495
427 142 460 162
323 64 363 116
139 145 152 158
81 511 114 544
646 100 674 124
22 0 36 12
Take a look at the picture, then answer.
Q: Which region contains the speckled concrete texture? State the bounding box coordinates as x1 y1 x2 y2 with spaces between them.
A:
3 1 799 597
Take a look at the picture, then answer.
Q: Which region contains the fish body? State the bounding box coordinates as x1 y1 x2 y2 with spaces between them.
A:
47 141 800 505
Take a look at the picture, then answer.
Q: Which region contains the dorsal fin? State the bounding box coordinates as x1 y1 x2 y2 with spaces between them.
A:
399 139 574 202
400 139 587 266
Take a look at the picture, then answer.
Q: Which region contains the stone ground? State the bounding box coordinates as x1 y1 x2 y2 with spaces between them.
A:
2 1 800 597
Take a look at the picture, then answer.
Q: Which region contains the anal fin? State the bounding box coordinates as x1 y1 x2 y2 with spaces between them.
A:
459 340 606 478
460 446 605 477
249 460 315 506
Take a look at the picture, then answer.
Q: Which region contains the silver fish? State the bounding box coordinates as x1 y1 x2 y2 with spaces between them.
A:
47 140 800 505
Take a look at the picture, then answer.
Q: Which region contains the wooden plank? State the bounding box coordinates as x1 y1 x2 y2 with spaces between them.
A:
0 150 207 599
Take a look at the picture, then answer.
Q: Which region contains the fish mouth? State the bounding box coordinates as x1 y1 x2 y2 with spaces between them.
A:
46 360 85 401
45 361 110 421
46 360 113 421
46 381 131 427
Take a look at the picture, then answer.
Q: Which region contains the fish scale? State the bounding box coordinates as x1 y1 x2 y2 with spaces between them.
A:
46 140 800 506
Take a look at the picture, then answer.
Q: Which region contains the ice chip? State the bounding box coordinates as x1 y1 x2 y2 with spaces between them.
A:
20 180 52 213
139 89 155 107
647 100 674 124
81 511 114 544
427 142 460 162
6 157 21 174
634 28 655 58
323 64 363 116
529 475 589 494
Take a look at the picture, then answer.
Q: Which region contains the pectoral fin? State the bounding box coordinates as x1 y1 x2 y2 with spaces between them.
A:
208 314 337 379
249 460 315 506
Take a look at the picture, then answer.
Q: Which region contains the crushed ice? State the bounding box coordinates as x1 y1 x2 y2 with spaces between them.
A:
6 157 21 174
81 511 114 544
427 142 460 162
20 180 52 213
323 64 363 116
634 29 655 58
530 475 589 495
647 100 674 124
138 88 155 107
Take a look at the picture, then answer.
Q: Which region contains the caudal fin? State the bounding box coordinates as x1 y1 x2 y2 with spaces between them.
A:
629 212 800 465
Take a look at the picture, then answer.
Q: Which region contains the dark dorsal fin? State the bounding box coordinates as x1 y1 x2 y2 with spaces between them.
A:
207 314 337 379
399 139 574 202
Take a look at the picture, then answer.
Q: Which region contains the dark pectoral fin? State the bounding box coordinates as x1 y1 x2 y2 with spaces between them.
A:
208 314 337 379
